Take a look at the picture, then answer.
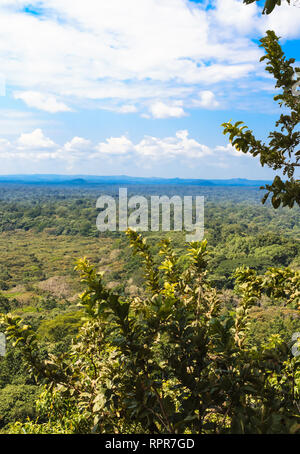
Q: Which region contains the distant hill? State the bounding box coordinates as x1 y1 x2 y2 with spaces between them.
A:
0 175 272 186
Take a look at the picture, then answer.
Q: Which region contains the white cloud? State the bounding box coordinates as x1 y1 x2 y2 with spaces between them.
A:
14 91 72 113
1 0 297 114
116 105 138 114
0 138 12 158
148 101 186 119
95 136 133 155
100 104 138 114
63 137 91 152
261 2 300 38
0 128 273 177
193 90 220 109
17 128 56 149
94 130 211 160
0 129 239 162
213 0 259 35
135 130 211 159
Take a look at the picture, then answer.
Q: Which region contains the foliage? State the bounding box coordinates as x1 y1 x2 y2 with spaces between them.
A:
1 230 299 434
36 311 84 343
222 31 300 208
1 187 299 292
244 0 292 14
0 385 39 429
234 266 300 310
0 184 298 430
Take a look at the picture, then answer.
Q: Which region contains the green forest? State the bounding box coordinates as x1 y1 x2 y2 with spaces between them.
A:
0 182 299 433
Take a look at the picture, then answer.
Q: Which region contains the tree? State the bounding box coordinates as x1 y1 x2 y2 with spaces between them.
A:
0 385 39 429
0 230 299 434
244 0 294 14
222 31 300 208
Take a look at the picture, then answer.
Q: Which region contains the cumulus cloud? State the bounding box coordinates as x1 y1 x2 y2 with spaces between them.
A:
93 130 212 160
63 137 91 153
135 130 211 159
193 91 220 109
0 128 238 162
14 91 72 113
17 128 56 149
148 101 186 119
0 129 58 163
95 136 133 155
0 128 271 176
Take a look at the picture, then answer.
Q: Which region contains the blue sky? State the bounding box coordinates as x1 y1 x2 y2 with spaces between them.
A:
0 0 299 179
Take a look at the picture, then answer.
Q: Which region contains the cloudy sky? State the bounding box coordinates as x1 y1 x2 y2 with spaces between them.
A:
0 0 300 178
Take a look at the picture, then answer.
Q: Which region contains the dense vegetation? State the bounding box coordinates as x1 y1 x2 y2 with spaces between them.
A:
0 183 299 433
0 227 299 434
